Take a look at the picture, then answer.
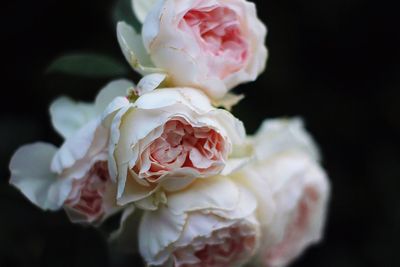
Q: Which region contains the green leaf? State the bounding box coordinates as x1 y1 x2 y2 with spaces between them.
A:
46 53 129 78
113 0 141 32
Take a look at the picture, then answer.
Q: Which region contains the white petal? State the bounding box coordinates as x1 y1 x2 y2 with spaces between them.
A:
132 0 158 23
253 118 320 162
212 185 258 220
117 175 158 205
106 103 132 184
101 96 130 129
167 176 240 215
139 207 187 265
233 168 276 232
50 118 104 175
135 73 167 96
101 180 122 219
175 212 236 248
210 109 246 148
221 157 252 176
117 21 162 75
134 88 214 113
160 172 196 192
94 79 134 113
112 107 168 179
9 143 73 210
141 0 163 50
212 93 244 111
49 97 96 139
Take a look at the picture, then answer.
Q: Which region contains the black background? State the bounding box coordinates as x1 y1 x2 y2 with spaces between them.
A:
1 0 400 266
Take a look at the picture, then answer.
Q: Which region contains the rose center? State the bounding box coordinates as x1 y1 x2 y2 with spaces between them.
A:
181 5 248 78
138 118 226 181
65 161 110 218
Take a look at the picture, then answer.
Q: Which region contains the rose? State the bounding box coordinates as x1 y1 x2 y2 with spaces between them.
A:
118 0 268 99
143 0 267 99
137 176 260 267
9 119 114 224
102 87 247 209
258 153 329 267
63 160 116 223
234 118 330 267
9 80 133 223
142 0 268 99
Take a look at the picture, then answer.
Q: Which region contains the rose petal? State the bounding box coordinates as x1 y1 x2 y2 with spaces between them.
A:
253 118 320 162
118 174 159 205
212 185 258 220
117 21 162 75
50 118 107 178
132 0 158 23
50 97 96 139
94 79 134 113
167 176 239 215
174 212 236 248
134 88 214 114
135 73 167 96
139 206 187 265
9 142 73 211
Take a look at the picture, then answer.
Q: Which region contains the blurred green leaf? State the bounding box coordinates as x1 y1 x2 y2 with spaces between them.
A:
46 53 129 78
113 0 141 32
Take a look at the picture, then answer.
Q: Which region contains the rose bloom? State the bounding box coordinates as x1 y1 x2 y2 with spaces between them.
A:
138 176 260 267
9 80 132 223
62 160 115 223
103 87 247 208
120 0 267 99
235 118 330 267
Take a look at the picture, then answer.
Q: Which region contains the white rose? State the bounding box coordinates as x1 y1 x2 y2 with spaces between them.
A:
9 80 133 224
251 117 321 162
118 0 268 99
235 118 330 267
138 176 260 267
256 152 329 267
102 87 248 209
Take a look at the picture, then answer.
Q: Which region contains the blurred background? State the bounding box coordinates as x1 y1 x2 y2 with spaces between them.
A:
1 0 399 266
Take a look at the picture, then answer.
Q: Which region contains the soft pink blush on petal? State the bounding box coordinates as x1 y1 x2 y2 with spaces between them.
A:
64 161 111 223
173 226 256 267
264 187 320 266
179 5 249 79
135 118 226 182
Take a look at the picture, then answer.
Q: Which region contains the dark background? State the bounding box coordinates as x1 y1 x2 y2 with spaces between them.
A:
1 0 399 266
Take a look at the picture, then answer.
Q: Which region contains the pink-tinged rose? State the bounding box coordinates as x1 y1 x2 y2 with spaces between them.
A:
172 221 257 267
64 161 116 224
102 88 248 209
9 80 133 223
239 118 330 267
138 177 260 267
118 0 267 99
133 118 227 182
251 153 329 267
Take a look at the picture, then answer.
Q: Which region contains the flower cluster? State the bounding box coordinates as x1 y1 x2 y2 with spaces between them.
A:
9 0 330 266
